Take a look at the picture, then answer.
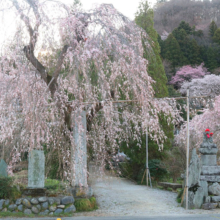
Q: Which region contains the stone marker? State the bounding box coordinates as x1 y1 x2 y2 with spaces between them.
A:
72 111 87 187
0 159 8 177
28 150 45 188
188 148 201 188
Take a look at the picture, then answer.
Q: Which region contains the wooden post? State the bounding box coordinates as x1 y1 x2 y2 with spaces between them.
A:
186 89 190 209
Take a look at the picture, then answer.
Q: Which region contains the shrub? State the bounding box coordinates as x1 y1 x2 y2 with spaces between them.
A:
74 197 97 212
149 159 168 182
0 177 21 200
176 188 184 203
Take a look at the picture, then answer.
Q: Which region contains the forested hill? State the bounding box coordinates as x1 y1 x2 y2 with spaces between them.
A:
154 0 220 36
153 0 220 79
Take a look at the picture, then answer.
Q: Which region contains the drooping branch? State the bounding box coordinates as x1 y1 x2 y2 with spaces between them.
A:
87 103 103 132
52 45 69 79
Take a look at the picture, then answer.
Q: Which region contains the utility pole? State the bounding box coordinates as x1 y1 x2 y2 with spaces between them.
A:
146 129 148 186
186 89 190 210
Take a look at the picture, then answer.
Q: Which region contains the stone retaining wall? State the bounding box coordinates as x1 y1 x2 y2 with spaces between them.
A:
0 196 76 215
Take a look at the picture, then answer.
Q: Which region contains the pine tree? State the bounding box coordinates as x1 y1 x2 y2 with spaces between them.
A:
164 33 185 68
172 28 190 65
209 21 218 38
213 28 220 45
177 21 192 35
188 39 202 65
135 0 168 98
206 47 218 71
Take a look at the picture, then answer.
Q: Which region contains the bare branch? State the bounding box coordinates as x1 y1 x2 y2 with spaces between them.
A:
10 0 34 39
25 0 42 46
23 45 48 83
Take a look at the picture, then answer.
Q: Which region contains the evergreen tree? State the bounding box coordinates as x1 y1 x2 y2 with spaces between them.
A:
172 26 202 66
209 21 218 38
135 0 168 98
158 34 165 58
172 28 190 65
173 28 187 42
188 39 202 65
213 28 220 45
177 21 192 35
206 47 218 71
163 33 185 68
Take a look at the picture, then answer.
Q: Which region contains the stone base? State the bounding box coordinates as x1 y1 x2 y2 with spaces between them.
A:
22 188 46 197
201 166 220 175
67 186 93 198
201 155 217 166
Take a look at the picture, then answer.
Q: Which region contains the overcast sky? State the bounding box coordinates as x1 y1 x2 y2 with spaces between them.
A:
62 0 157 19
0 0 157 48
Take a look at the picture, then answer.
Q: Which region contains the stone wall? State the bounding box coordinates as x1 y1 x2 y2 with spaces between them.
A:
0 196 76 215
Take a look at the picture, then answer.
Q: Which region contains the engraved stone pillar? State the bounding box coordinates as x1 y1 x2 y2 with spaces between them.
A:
71 111 87 187
0 159 7 177
28 150 45 188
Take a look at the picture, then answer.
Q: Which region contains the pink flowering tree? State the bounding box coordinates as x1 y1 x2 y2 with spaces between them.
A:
170 63 209 89
0 1 181 178
180 74 220 98
175 95 220 150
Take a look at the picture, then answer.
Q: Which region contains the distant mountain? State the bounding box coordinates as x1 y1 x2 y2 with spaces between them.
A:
154 0 220 36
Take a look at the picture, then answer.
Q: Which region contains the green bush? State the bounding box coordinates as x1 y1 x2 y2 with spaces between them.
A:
0 177 14 199
176 188 184 203
148 159 168 182
74 197 97 212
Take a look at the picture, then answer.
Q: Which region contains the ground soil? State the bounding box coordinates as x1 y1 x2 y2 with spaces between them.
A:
75 168 220 217
13 167 220 217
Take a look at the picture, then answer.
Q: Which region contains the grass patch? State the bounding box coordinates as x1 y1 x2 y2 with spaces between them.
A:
157 186 164 190
176 188 184 203
167 187 173 191
75 197 97 212
0 211 35 218
45 179 64 191
176 198 181 203
0 211 76 218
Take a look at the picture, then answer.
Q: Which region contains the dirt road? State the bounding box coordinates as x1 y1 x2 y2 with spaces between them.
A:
80 170 220 217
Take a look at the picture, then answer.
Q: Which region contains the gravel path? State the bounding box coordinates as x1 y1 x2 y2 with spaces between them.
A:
77 170 220 217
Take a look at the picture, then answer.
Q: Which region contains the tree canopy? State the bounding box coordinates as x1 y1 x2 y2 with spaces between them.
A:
135 0 168 98
0 0 180 179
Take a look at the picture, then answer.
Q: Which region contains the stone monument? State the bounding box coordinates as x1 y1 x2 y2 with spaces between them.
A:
72 111 87 188
22 150 46 196
28 150 45 188
70 110 93 198
183 129 220 209
0 159 8 177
